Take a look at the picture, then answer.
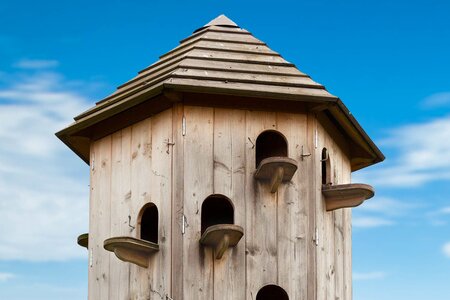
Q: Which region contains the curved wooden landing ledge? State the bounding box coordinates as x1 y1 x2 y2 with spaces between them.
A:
77 233 89 249
200 224 244 259
322 183 374 211
254 157 298 193
104 236 159 268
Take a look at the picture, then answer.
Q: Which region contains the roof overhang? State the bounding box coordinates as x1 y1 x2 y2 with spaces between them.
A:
56 14 384 171
56 83 384 171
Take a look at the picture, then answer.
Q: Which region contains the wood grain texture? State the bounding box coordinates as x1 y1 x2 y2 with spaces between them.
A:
245 111 278 299
149 109 172 299
212 108 246 300
128 119 152 300
276 112 308 300
343 154 353 300
183 106 214 300
171 104 184 300
89 135 112 300
85 106 358 300
306 112 317 300
109 129 131 299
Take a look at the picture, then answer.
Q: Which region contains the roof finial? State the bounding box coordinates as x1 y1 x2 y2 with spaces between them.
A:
194 14 239 32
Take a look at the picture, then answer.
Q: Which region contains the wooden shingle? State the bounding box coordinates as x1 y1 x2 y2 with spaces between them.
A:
56 14 384 170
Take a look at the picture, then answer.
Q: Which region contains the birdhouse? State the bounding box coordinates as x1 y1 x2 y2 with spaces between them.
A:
57 15 384 300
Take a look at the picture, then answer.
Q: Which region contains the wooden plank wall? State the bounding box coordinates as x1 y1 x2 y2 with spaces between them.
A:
212 108 246 300
110 128 132 299
182 106 318 300
182 106 214 300
89 135 112 300
89 109 173 300
88 105 353 300
315 118 352 300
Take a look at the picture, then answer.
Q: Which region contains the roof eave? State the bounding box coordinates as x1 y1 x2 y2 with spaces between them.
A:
334 99 385 171
56 80 384 172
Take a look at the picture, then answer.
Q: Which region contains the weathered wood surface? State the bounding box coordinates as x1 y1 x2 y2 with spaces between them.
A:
104 236 159 268
306 112 317 300
254 156 298 193
89 110 173 300
89 135 112 300
109 128 131 299
315 118 353 300
199 224 244 259
171 104 184 300
245 111 278 299
171 68 321 87
179 58 305 76
148 109 173 299
128 118 153 300
212 108 246 300
323 183 374 211
343 155 353 300
277 112 309 300
87 106 355 300
182 106 214 300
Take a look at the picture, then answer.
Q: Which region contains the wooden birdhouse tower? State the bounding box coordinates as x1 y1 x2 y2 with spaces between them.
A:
57 15 384 300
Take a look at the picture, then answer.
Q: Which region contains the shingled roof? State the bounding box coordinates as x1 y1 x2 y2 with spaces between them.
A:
57 15 384 170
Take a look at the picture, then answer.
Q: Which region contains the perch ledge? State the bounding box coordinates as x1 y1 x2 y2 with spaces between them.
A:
200 224 244 259
104 236 159 268
322 183 374 211
254 157 298 193
77 233 89 249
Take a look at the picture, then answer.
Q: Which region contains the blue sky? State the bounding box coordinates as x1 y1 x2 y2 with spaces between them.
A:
0 0 449 299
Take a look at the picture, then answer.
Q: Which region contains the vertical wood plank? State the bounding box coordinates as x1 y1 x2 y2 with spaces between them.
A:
276 112 308 300
313 120 330 299
148 109 173 299
128 119 152 300
89 136 112 300
342 154 353 300
333 143 345 300
323 128 336 300
245 111 278 299
183 106 214 300
109 129 132 299
213 108 246 300
306 112 317 300
171 103 184 300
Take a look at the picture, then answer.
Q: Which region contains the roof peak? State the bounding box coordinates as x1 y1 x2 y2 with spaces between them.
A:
195 14 239 32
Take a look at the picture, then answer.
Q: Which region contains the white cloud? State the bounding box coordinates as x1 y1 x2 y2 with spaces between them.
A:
0 64 93 261
0 272 15 282
357 197 418 216
421 92 450 108
352 196 418 229
352 216 394 228
356 115 450 187
439 207 450 214
443 242 450 258
427 206 450 226
14 59 59 69
353 271 386 281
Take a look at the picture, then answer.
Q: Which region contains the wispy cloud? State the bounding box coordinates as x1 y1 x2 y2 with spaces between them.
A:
443 242 450 258
13 59 59 69
357 197 418 217
353 271 386 281
427 206 450 226
352 216 394 228
421 92 450 108
0 61 95 261
352 196 416 228
0 272 15 282
356 115 450 187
